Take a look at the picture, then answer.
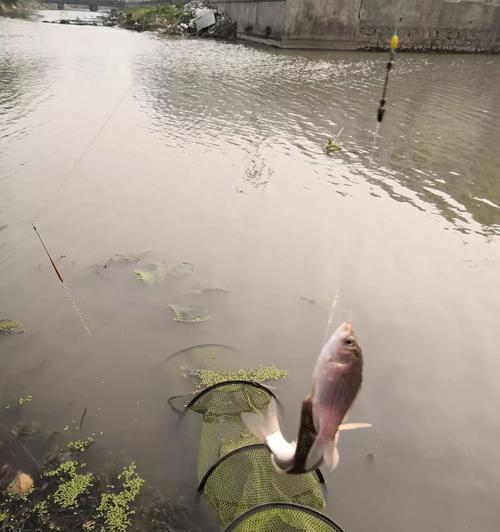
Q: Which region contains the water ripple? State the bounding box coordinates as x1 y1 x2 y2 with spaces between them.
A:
133 40 500 233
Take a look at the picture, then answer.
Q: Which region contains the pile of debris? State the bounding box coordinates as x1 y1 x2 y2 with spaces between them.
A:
39 2 236 39
182 1 236 39
120 1 236 38
183 0 236 39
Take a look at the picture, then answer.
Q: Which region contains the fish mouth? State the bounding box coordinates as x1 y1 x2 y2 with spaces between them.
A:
342 322 354 336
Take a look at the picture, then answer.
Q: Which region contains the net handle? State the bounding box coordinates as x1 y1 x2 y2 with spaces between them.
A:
224 502 345 532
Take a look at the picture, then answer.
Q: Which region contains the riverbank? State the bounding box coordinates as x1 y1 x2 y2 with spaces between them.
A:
118 3 187 34
40 2 237 39
0 0 39 16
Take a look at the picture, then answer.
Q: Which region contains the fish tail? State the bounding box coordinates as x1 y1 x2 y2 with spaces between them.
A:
241 398 281 441
242 399 296 469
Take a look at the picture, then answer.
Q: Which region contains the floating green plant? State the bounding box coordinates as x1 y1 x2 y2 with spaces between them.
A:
169 304 210 323
0 414 150 532
44 460 94 510
97 462 144 532
0 319 23 335
133 269 156 284
67 437 95 453
133 262 168 285
325 138 342 154
17 394 32 406
188 365 288 390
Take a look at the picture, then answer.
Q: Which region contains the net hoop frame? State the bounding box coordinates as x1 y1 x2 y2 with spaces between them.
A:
185 379 277 411
224 502 345 532
197 443 326 493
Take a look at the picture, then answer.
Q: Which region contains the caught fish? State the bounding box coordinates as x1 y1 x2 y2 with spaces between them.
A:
242 322 370 474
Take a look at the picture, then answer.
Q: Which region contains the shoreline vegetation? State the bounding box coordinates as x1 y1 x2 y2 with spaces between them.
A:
0 0 39 15
117 3 236 39
0 359 288 529
0 0 238 40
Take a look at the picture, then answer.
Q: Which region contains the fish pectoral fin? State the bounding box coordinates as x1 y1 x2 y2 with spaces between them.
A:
338 422 372 431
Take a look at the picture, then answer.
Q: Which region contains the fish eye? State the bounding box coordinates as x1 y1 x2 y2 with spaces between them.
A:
345 337 355 347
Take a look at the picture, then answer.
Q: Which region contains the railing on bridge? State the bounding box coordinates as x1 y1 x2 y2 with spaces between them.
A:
40 0 125 11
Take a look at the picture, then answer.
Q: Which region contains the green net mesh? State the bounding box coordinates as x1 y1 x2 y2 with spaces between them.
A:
226 503 344 532
188 381 275 481
200 445 325 529
186 381 329 530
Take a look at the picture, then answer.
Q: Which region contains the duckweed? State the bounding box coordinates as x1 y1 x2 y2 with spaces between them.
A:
97 462 144 532
44 460 94 509
67 437 95 453
190 365 288 389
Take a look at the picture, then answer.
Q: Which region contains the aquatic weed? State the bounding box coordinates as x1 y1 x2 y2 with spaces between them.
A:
325 138 342 154
17 394 33 406
44 460 94 509
169 304 210 323
0 319 23 335
96 462 144 532
133 269 156 284
67 436 95 453
190 365 288 389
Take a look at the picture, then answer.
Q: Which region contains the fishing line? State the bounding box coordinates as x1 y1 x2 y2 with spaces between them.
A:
29 84 133 333
32 224 92 336
321 290 339 346
34 84 133 221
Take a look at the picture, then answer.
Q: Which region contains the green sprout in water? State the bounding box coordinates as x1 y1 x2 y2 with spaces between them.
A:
44 460 94 509
97 462 144 532
325 138 342 155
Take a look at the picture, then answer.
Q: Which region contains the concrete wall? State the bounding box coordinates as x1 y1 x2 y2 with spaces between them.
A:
209 0 500 51
210 0 287 45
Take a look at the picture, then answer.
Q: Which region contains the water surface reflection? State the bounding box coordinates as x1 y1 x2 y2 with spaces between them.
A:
1 13 499 532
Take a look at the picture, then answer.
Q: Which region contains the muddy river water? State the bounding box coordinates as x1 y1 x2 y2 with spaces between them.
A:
1 10 500 532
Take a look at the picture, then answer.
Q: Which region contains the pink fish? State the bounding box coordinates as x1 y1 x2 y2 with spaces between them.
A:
243 322 370 474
